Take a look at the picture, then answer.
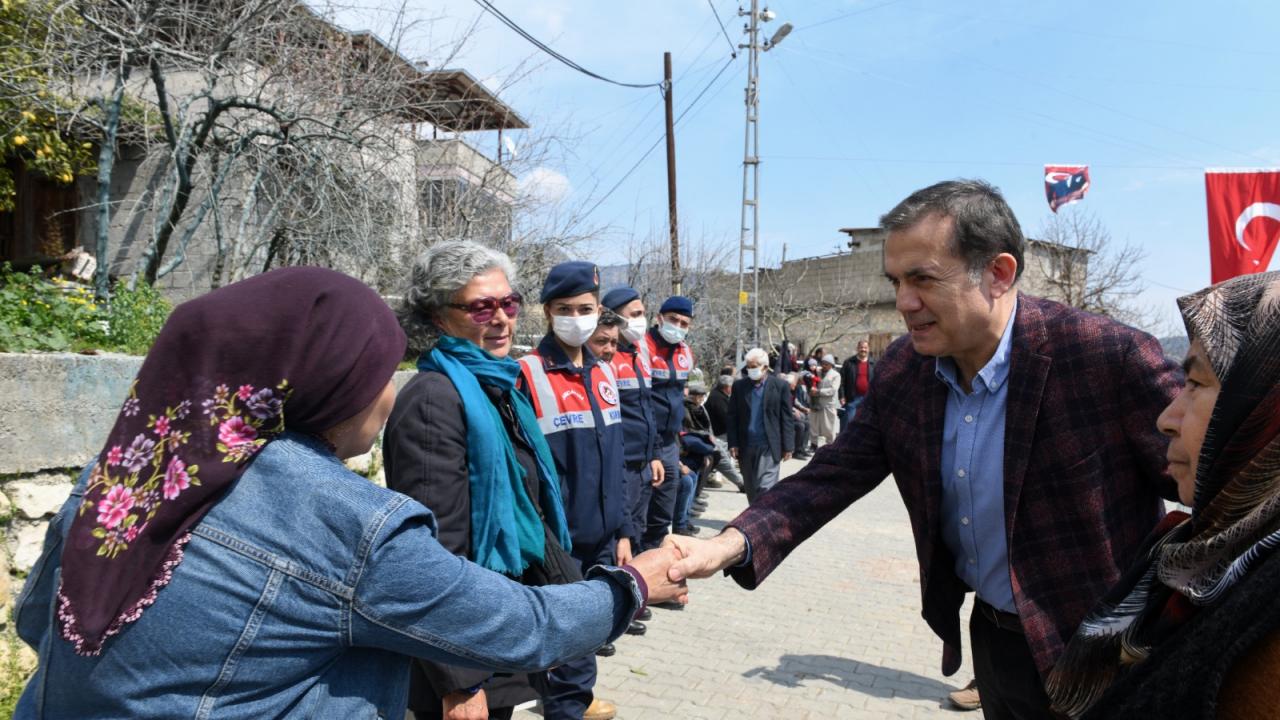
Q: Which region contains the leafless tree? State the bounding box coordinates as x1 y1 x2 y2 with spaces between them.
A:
1032 208 1149 327
755 254 870 357
13 0 521 295
621 224 738 369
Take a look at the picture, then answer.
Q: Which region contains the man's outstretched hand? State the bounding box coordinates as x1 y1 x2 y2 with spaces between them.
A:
627 546 689 605
662 528 748 583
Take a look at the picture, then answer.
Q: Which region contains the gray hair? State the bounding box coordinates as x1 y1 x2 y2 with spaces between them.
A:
398 240 519 351
744 347 769 366
879 179 1025 281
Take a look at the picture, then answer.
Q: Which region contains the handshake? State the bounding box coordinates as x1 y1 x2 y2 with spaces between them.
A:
621 529 750 605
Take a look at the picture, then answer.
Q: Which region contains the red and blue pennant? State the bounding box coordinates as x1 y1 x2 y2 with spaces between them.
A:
1044 165 1090 213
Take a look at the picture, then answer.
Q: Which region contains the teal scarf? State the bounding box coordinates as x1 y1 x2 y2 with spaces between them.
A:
418 336 572 575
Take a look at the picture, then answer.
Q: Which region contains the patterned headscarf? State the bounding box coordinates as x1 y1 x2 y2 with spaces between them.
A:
1047 271 1280 717
57 267 406 656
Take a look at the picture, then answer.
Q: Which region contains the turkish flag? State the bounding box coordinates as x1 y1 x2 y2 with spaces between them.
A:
1206 169 1280 283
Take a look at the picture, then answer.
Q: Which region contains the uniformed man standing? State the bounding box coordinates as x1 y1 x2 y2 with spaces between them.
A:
517 262 626 720
600 287 665 623
642 296 695 550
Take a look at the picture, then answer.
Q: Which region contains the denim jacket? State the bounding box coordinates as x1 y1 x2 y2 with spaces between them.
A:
14 433 639 719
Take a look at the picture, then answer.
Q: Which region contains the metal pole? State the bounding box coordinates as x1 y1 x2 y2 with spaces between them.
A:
664 52 681 295
734 0 760 366
750 35 761 350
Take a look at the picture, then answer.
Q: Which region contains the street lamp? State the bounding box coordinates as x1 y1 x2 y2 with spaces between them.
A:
765 22 792 49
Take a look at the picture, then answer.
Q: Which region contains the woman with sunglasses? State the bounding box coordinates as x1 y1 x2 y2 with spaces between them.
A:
385 241 592 720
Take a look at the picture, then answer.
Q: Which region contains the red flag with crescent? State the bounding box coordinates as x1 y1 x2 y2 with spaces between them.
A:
1205 169 1280 283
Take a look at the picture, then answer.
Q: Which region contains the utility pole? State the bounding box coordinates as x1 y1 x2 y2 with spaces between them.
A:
733 3 789 364
734 1 761 367
664 52 681 295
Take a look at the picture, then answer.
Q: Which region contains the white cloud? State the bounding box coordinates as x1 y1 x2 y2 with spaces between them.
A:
521 166 572 204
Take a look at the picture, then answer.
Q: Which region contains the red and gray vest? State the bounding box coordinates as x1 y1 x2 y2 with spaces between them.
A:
609 340 659 466
645 327 694 443
518 335 628 545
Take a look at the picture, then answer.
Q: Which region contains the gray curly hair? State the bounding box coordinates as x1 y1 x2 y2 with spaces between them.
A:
398 240 519 351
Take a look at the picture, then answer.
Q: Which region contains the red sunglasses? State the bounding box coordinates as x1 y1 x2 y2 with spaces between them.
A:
447 292 523 323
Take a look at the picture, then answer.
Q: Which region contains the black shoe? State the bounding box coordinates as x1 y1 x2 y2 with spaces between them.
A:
652 599 684 611
691 502 708 512
689 510 703 519
625 621 647 636
596 642 617 657
637 607 652 621
674 525 701 536
793 453 810 460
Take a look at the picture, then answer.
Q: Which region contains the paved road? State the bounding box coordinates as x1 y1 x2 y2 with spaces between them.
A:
516 457 978 720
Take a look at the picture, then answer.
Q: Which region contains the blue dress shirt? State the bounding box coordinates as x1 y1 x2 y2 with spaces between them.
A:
935 300 1018 614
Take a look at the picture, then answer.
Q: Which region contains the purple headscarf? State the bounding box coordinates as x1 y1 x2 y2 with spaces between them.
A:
56 267 406 655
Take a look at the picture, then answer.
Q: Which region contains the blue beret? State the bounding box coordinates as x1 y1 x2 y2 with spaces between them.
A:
601 286 640 311
541 261 600 303
659 295 694 317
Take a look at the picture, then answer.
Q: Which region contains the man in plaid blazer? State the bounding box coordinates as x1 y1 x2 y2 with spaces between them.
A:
667 180 1181 719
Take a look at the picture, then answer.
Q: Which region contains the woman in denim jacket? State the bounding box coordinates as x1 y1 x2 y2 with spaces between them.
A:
13 267 683 720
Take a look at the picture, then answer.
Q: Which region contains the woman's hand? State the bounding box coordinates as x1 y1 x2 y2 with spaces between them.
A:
627 546 688 605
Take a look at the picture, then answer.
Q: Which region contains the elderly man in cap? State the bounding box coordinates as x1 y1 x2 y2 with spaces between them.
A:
642 295 696 552
727 348 795 503
811 353 842 447
516 261 626 720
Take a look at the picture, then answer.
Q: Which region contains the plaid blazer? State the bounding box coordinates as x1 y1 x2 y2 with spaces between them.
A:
727 294 1182 680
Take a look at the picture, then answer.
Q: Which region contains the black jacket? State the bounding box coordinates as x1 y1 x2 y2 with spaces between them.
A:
383 371 580 712
839 355 875 403
727 374 795 462
705 386 731 437
1080 544 1280 720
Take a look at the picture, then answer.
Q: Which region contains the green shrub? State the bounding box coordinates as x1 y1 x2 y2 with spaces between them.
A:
0 264 104 352
105 280 170 355
0 264 171 355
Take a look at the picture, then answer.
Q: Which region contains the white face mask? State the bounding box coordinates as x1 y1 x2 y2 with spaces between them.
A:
621 317 647 343
746 367 764 381
658 320 688 345
552 314 598 348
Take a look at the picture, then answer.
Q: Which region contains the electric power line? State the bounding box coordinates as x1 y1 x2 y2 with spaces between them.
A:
797 0 914 31
708 0 738 57
470 0 665 89
578 56 739 221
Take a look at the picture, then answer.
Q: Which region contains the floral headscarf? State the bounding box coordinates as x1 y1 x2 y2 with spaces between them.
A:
57 267 406 655
1047 271 1280 717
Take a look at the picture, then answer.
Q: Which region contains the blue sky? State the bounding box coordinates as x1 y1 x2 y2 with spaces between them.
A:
338 1 1280 334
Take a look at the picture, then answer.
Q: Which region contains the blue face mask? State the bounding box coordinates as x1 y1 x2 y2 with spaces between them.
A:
658 320 688 345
